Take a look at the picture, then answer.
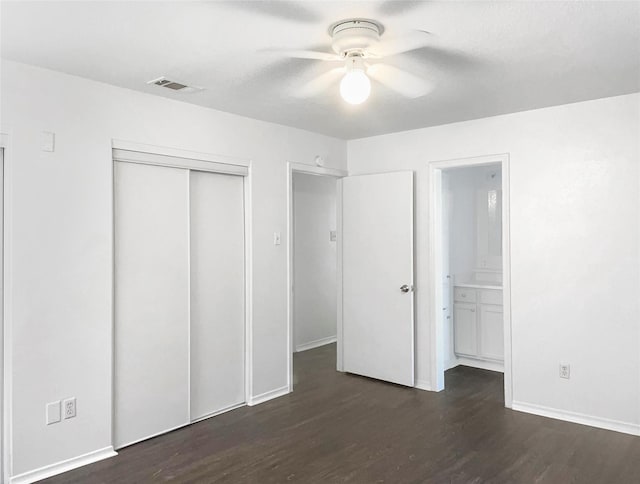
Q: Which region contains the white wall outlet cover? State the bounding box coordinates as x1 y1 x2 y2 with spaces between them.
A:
559 363 570 379
41 131 55 152
46 401 61 425
330 230 337 242
63 397 77 419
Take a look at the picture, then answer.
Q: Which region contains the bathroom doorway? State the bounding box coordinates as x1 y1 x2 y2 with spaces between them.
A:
429 154 512 406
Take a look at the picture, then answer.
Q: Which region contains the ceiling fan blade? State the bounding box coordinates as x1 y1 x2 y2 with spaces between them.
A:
261 48 342 62
369 30 432 57
294 67 345 98
403 45 483 71
367 63 433 98
221 1 321 24
378 0 428 17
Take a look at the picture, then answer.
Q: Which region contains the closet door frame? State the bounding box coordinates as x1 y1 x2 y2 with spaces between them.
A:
110 140 252 449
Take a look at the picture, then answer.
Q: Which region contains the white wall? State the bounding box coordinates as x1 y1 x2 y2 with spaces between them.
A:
292 173 337 351
0 60 347 477
348 93 640 431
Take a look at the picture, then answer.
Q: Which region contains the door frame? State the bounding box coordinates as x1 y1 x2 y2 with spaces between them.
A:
428 153 513 408
286 162 347 392
110 140 253 447
0 130 9 483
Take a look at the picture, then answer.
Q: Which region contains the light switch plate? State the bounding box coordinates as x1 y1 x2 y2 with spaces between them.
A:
46 401 61 425
273 232 281 246
329 230 337 242
41 131 55 152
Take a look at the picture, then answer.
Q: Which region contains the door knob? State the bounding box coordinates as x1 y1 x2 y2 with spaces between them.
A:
400 284 413 293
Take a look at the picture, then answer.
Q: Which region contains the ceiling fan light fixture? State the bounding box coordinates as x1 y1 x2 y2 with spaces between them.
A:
340 57 371 105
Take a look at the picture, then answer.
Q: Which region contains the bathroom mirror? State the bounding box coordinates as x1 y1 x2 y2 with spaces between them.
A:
476 174 502 270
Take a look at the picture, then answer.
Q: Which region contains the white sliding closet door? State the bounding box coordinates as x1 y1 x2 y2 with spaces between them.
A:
190 171 245 420
114 162 190 449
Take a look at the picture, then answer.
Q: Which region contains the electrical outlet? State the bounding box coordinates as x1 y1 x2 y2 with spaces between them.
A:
63 397 76 419
559 363 570 379
41 131 55 152
46 401 61 425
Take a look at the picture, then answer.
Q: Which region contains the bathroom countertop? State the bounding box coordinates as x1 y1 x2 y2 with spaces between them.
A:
454 282 503 290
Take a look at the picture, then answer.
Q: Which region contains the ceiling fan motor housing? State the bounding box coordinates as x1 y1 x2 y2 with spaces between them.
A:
330 19 383 56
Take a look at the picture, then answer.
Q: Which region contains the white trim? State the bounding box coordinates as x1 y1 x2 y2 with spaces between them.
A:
243 166 254 412
455 357 504 373
186 172 192 419
108 145 116 462
288 163 346 178
429 167 444 391
512 401 640 437
444 359 459 371
111 139 250 168
1 128 12 484
295 336 337 353
247 385 290 407
10 446 117 484
414 379 432 391
336 179 344 373
112 149 248 177
286 162 347 392
112 149 248 176
501 157 513 408
428 153 513 408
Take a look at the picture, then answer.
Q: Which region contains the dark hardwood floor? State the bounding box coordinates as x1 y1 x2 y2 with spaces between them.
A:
43 343 640 483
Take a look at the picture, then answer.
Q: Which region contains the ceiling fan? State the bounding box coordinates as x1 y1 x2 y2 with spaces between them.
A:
269 18 435 104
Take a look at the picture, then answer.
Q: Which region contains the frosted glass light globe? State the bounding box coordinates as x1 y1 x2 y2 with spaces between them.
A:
340 69 371 105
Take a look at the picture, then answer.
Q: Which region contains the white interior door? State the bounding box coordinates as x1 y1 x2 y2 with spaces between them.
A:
114 162 190 448
341 171 415 386
0 148 4 482
189 171 245 420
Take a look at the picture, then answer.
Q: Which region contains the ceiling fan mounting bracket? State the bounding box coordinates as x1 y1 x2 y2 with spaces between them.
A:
329 18 384 56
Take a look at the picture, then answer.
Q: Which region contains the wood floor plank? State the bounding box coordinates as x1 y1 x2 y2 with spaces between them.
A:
41 344 640 483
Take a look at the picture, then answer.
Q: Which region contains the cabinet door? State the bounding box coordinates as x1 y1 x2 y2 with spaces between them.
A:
454 303 477 357
479 305 504 361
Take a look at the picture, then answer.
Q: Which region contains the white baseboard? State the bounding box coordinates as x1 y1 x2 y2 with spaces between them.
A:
444 359 459 371
248 385 290 406
295 335 337 353
414 379 432 391
456 357 504 373
11 446 117 484
512 401 640 436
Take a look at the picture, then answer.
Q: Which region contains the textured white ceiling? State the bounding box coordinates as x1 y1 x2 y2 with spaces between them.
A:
2 1 639 139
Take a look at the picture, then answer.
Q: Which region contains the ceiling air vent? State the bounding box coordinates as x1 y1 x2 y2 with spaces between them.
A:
147 77 203 93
